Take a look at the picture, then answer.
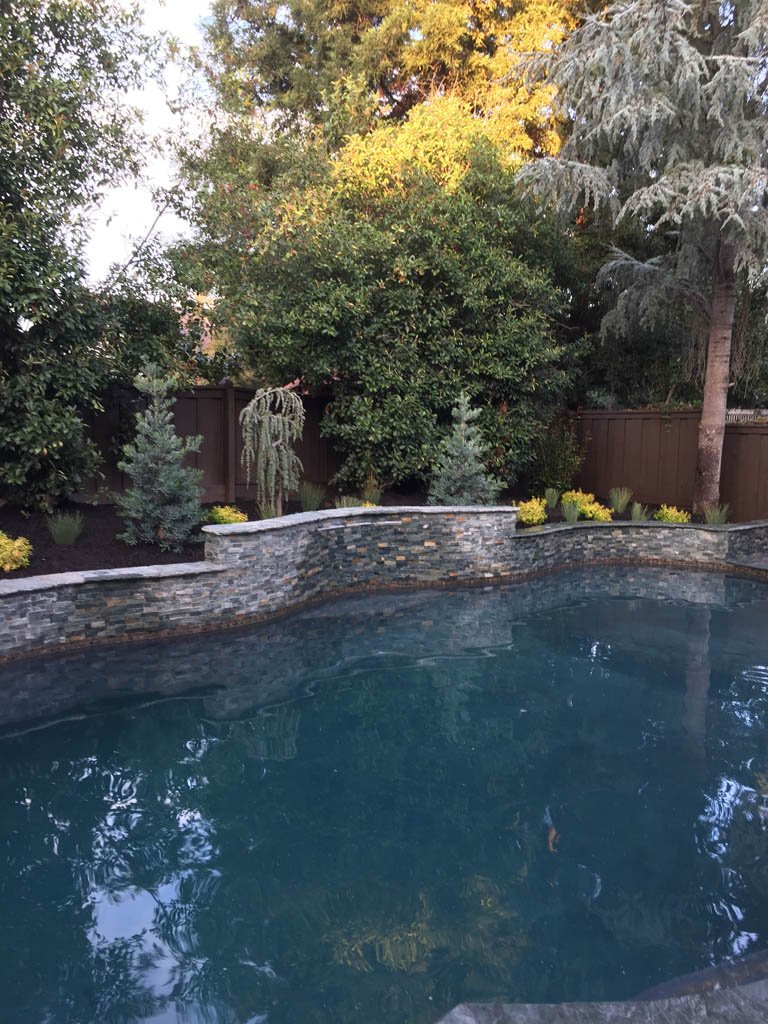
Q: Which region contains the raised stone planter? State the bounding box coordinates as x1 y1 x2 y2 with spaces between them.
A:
1 506 767 663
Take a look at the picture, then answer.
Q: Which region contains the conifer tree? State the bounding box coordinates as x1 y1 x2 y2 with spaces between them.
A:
522 0 768 511
428 393 501 505
240 387 305 516
117 366 203 551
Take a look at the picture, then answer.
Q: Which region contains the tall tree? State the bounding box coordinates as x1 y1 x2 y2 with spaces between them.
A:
0 0 155 508
522 0 768 510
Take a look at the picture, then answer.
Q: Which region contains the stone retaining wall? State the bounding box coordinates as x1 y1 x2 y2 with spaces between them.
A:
1 506 767 662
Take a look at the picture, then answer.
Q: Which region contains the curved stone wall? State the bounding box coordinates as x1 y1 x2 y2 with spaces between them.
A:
1 505 767 663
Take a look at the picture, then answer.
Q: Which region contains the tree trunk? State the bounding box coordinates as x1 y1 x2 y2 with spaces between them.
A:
693 240 737 513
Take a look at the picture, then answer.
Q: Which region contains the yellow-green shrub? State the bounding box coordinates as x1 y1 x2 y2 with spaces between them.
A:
208 505 248 525
582 500 612 521
561 489 594 514
517 497 547 525
0 531 32 572
654 504 691 524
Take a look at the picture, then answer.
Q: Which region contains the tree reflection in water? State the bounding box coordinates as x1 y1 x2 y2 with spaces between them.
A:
1 569 768 1023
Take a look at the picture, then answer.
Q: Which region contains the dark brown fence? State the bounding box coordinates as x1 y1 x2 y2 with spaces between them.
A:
92 386 342 503
574 410 768 521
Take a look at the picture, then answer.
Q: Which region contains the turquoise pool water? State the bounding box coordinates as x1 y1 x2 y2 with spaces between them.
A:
2 569 768 1023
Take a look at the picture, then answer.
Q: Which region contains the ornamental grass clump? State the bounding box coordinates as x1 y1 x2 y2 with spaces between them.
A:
298 481 326 511
561 499 580 523
631 501 650 521
654 504 691 524
208 505 248 525
117 365 204 552
0 531 32 572
517 497 547 525
46 510 84 545
428 393 501 506
544 487 560 509
702 502 730 524
608 486 633 515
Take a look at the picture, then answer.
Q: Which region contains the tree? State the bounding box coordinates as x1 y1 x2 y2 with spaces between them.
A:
428 393 502 505
522 0 768 510
193 149 576 488
240 387 305 516
0 0 154 508
117 366 203 551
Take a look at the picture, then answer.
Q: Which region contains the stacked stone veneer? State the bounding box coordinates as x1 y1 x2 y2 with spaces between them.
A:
1 506 768 662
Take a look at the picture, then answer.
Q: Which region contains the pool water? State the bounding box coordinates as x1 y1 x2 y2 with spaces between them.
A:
2 569 768 1024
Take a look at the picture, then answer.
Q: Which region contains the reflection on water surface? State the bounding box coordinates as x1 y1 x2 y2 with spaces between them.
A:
2 569 768 1023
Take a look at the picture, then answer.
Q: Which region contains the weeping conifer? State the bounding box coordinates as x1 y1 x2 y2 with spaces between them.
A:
522 0 768 510
240 387 305 516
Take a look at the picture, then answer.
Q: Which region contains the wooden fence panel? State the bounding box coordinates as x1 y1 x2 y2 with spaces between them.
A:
90 386 342 504
574 410 768 521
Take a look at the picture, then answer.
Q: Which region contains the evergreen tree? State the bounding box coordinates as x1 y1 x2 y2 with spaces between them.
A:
428 393 501 505
117 366 203 551
523 0 768 511
240 387 305 516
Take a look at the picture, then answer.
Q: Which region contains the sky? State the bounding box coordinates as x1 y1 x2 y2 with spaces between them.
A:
85 0 213 283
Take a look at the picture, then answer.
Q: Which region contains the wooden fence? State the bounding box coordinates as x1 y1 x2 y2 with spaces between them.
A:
574 410 768 521
92 386 342 503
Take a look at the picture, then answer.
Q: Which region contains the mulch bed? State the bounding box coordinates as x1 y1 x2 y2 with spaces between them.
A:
0 505 205 579
0 490 430 579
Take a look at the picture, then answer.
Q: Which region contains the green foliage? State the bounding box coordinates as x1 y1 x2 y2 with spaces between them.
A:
207 505 248 524
653 504 691 525
609 487 633 515
702 503 730 525
0 531 32 572
561 499 580 523
630 502 650 522
333 496 362 508
530 420 585 495
298 481 327 512
116 366 204 551
517 497 547 526
257 500 280 520
240 388 305 517
428 393 501 506
0 0 156 510
191 151 574 489
361 472 383 505
544 487 560 509
45 511 84 545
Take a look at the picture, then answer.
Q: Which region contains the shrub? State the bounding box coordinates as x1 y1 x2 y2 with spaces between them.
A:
208 505 247 525
517 497 547 525
608 486 633 514
298 481 326 511
544 487 560 509
334 495 361 508
654 504 691 524
361 472 383 505
561 490 594 515
630 501 650 521
561 498 580 522
45 510 84 545
581 500 612 521
0 531 32 572
428 393 501 506
117 365 204 551
530 420 585 494
702 502 730 524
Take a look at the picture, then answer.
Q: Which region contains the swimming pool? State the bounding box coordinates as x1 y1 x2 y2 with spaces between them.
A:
2 568 768 1023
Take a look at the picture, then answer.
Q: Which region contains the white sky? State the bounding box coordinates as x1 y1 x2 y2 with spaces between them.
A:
85 0 213 283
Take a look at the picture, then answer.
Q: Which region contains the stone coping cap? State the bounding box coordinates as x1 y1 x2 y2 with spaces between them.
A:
516 519 767 535
203 505 520 536
0 561 225 598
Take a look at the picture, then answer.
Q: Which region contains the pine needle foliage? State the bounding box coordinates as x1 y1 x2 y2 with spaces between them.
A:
240 387 305 516
428 394 501 506
117 365 203 551
521 0 768 509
